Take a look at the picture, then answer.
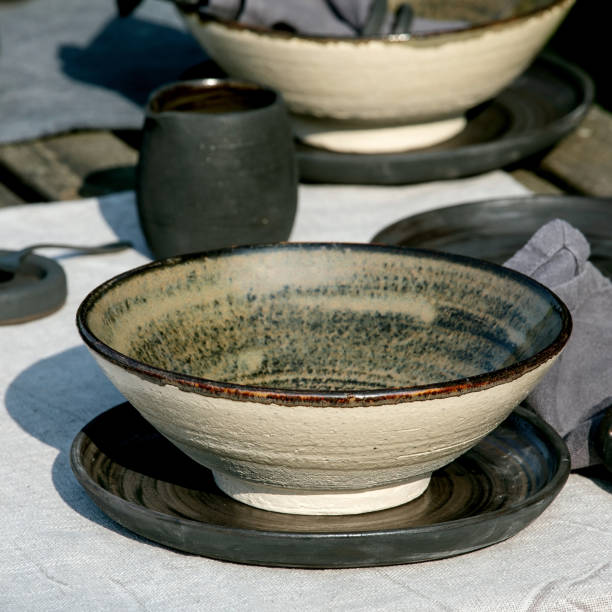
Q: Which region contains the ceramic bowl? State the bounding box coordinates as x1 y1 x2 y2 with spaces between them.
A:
176 0 574 153
77 244 571 515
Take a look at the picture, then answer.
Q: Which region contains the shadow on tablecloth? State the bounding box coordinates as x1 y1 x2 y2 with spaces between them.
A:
96 190 153 258
0 0 206 144
4 345 153 543
58 14 204 108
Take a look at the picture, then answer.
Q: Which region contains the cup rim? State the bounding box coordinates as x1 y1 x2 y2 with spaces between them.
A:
145 78 282 117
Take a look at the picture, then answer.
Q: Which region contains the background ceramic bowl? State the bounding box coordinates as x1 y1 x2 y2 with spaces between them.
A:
77 244 571 515
176 0 575 153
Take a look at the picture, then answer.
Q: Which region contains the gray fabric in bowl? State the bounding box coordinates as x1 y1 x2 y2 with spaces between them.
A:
202 0 559 36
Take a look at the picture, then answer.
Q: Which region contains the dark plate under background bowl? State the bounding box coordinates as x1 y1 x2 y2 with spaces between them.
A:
296 55 592 184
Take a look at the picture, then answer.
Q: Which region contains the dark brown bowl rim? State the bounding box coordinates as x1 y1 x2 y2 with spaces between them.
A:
178 0 572 44
76 243 572 406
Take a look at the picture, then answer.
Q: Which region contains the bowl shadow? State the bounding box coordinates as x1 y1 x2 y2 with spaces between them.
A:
5 345 156 544
58 14 207 108
95 190 153 258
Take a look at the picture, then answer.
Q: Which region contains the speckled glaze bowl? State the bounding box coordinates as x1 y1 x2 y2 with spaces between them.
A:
176 0 575 153
77 244 571 515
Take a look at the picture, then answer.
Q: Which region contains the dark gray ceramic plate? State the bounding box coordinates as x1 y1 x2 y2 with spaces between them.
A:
297 55 593 185
0 252 67 324
371 195 612 278
70 403 569 568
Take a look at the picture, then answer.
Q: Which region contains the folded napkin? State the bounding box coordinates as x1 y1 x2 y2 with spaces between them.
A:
176 0 468 37
505 219 612 469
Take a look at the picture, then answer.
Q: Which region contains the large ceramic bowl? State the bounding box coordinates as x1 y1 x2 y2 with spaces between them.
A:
176 0 575 152
77 244 571 515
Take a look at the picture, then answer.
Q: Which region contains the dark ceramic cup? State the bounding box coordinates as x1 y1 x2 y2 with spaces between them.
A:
136 79 298 259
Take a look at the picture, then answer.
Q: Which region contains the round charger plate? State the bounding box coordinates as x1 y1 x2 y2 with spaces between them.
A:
371 195 612 278
0 252 67 324
297 54 593 184
71 403 569 568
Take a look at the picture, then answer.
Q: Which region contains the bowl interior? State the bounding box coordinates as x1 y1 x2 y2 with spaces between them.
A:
83 245 566 392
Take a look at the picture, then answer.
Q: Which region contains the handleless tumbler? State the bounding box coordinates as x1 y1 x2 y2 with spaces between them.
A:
137 79 298 258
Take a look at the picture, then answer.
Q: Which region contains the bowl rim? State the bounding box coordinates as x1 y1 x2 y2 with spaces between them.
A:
178 0 573 44
76 242 572 406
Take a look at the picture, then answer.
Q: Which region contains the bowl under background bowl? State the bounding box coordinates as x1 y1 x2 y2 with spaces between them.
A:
77 243 571 515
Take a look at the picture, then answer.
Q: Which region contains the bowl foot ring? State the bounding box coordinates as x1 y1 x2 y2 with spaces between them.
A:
212 471 432 515
292 114 466 154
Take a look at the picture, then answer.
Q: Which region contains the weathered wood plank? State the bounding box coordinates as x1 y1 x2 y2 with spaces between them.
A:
538 105 612 196
0 131 138 202
0 181 25 208
509 169 563 195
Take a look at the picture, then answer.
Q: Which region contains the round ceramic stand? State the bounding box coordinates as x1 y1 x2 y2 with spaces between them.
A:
0 253 67 324
213 471 431 515
70 403 570 568
291 114 467 154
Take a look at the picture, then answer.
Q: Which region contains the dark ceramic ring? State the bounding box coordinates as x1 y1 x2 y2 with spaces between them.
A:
0 253 67 324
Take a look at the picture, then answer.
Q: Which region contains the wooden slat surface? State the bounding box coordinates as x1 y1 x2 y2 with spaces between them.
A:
538 105 612 196
0 131 138 203
509 169 563 195
0 105 611 204
0 182 25 208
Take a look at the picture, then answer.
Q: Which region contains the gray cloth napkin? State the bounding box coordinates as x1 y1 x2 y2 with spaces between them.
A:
505 219 612 469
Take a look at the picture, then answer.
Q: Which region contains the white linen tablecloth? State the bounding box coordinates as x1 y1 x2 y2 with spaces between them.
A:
0 0 206 144
1 173 611 611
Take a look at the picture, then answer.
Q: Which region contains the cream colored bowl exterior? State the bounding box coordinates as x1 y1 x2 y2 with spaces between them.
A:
92 351 558 494
181 0 574 122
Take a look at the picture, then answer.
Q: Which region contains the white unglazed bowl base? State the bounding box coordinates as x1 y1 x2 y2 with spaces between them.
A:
213 471 432 515
292 115 467 154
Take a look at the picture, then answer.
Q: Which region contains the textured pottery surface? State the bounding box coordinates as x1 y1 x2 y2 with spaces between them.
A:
77 244 571 514
179 0 574 152
136 79 297 259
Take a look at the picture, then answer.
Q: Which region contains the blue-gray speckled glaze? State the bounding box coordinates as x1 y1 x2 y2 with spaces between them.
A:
78 244 571 404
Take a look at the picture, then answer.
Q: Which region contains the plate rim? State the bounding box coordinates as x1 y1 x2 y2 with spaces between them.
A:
370 194 612 248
